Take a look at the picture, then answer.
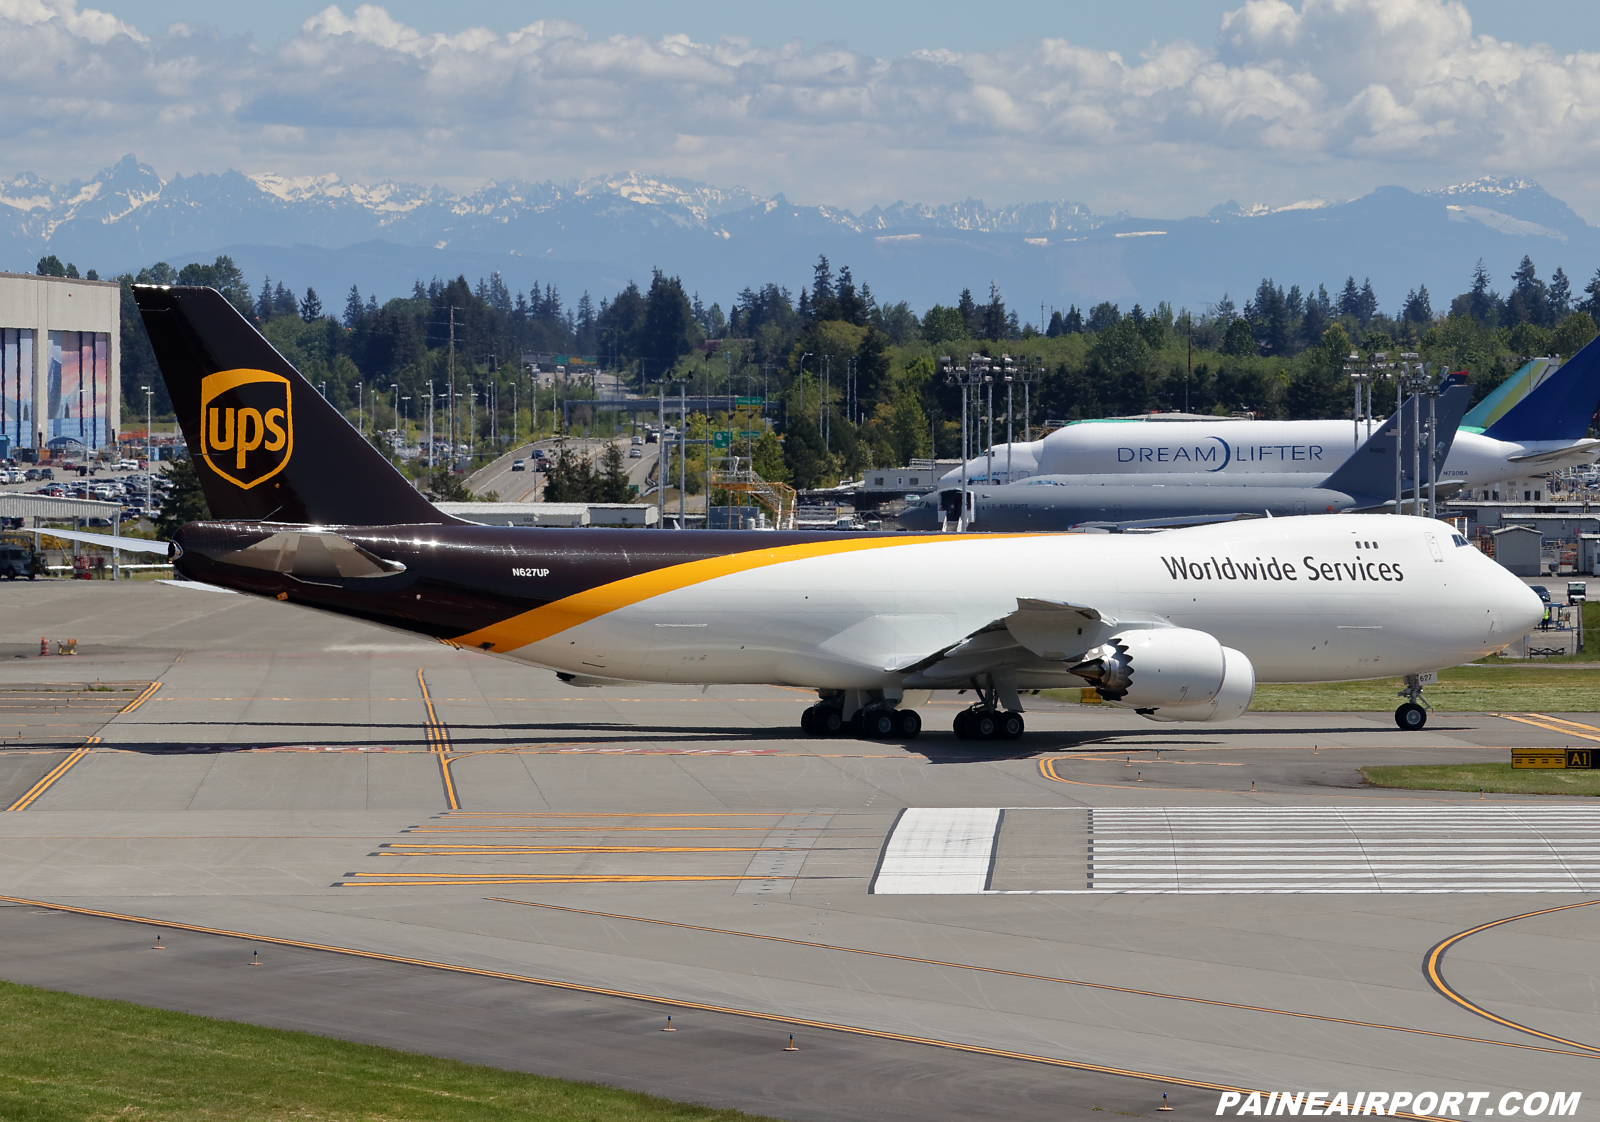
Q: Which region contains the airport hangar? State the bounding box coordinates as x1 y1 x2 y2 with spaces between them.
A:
0 271 121 460
1 577 1598 1122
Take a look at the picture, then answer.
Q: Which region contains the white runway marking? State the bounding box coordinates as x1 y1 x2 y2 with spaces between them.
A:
1086 807 1600 893
870 807 1002 894
875 807 1600 894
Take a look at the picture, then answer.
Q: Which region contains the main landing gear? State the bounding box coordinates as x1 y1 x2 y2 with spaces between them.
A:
1394 673 1432 731
952 681 1025 741
801 702 921 740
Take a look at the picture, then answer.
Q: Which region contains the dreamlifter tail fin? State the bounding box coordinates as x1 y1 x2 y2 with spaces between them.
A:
1320 373 1470 498
135 285 451 526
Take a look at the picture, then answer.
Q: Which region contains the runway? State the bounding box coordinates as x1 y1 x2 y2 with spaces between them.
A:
1 579 1598 1120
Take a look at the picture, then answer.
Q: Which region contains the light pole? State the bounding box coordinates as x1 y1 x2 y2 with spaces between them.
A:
356 381 363 438
426 380 434 470
390 383 399 448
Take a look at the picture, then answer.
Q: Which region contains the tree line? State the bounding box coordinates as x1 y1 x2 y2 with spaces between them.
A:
55 246 1600 492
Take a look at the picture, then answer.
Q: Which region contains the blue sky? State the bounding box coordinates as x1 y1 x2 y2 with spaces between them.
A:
112 0 1599 61
5 0 1600 219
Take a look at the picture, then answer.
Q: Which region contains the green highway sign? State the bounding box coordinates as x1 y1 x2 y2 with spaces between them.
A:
739 431 763 438
712 431 733 449
735 396 764 406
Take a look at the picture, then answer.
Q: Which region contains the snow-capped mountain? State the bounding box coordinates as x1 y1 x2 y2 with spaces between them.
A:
3 157 1595 317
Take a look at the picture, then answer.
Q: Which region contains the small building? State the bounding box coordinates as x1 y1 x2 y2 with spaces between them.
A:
1492 524 1544 576
1579 534 1600 576
434 501 658 528
0 272 121 458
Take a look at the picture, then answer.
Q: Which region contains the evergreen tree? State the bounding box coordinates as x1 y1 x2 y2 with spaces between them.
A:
257 276 274 321
300 287 322 322
1085 302 1120 333
1337 276 1361 319
1401 286 1433 324
639 270 693 379
1046 310 1065 338
35 255 66 277
956 288 980 336
343 285 364 329
1550 268 1573 317
1508 256 1549 326
1356 278 1378 326
594 443 634 503
155 457 211 539
982 282 1008 341
1063 306 1084 333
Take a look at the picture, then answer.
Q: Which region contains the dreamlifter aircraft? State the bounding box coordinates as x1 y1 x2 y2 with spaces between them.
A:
937 338 1600 491
127 286 1542 737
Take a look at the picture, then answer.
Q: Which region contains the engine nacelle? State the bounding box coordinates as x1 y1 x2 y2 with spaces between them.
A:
1136 646 1256 723
1070 627 1229 708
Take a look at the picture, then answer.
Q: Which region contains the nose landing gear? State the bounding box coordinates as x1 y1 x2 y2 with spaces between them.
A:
1393 672 1435 731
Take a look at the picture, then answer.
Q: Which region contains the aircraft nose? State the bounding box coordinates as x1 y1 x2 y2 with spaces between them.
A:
1499 571 1547 640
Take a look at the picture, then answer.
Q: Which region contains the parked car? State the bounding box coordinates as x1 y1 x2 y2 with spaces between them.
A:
37 468 53 480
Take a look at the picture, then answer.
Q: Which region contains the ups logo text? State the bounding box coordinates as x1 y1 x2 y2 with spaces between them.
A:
200 369 293 489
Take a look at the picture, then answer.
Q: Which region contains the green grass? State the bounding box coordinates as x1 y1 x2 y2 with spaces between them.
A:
1363 762 1600 796
1046 666 1600 712
0 980 779 1122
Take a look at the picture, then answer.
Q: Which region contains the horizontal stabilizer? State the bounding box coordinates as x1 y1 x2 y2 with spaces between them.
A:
1320 374 1470 498
31 529 171 555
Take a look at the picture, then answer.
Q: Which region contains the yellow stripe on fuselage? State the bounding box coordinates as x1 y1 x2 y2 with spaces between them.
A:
453 533 1027 654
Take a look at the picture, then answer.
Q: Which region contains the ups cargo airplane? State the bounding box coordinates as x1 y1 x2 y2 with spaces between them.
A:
133 286 1542 738
937 336 1600 490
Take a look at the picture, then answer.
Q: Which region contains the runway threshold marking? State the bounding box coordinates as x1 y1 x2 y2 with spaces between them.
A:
4 745 94 812
417 669 459 810
1424 898 1600 1054
118 681 161 714
1493 713 1600 744
0 892 1457 1119
490 897 1598 1060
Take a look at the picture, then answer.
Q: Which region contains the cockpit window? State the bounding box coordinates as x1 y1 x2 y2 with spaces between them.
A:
1451 534 1469 547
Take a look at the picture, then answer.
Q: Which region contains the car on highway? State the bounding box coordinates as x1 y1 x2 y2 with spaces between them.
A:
629 448 642 458
631 436 642 445
511 459 526 471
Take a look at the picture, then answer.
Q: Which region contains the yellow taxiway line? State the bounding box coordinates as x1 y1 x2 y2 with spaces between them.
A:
5 744 93 812
118 681 162 714
1423 898 1600 1054
417 669 459 810
0 892 1455 1119
1493 712 1600 744
491 897 1598 1060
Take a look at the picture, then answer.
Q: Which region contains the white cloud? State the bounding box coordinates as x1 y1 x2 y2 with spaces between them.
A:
3 0 1600 216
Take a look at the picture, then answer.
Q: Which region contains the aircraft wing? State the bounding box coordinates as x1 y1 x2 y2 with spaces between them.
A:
32 528 171 555
895 598 1173 710
1506 439 1600 466
1072 512 1263 533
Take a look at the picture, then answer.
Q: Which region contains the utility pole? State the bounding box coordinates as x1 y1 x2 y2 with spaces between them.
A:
448 306 457 468
679 382 687 530
426 380 434 470
657 376 666 530
356 381 363 438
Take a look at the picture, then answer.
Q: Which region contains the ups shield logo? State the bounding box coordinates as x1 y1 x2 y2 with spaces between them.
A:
200 369 293 489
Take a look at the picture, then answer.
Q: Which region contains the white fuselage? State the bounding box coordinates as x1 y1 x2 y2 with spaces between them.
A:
506 515 1540 691
938 421 1596 490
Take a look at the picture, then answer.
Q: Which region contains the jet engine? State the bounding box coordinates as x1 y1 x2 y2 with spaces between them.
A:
1070 627 1233 709
1135 646 1256 723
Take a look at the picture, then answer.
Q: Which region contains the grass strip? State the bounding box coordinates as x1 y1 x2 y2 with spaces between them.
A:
0 979 779 1122
1043 667 1600 712
1362 762 1600 797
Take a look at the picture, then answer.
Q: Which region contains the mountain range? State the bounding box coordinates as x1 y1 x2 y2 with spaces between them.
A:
4 155 1597 323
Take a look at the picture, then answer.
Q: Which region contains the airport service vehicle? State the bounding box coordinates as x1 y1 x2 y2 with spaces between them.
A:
128 285 1542 736
938 339 1600 490
901 378 1471 532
